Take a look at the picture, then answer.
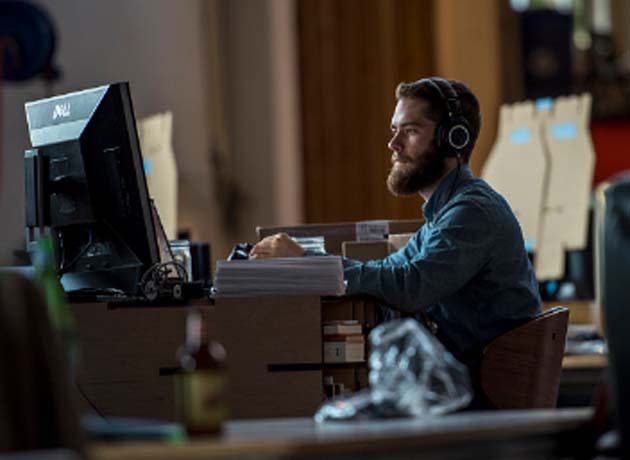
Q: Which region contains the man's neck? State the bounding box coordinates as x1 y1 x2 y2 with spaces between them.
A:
418 161 459 201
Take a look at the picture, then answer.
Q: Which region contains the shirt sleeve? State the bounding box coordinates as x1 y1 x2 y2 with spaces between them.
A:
343 202 496 313
342 231 421 268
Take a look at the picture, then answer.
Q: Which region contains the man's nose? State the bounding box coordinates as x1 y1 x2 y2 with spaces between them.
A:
388 133 402 152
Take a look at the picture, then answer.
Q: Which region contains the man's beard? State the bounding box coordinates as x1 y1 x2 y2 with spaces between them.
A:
387 146 446 196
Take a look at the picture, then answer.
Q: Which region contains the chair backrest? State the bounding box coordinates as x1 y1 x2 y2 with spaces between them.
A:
0 272 83 453
479 306 569 409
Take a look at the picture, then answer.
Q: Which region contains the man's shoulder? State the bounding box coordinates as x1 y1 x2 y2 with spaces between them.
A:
458 177 512 208
441 177 516 225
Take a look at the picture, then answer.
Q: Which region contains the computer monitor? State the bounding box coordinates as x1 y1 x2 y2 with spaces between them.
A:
594 179 630 455
538 210 595 302
24 82 159 298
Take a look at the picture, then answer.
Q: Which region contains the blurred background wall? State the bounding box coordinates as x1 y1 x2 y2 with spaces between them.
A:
2 0 630 266
1 0 218 263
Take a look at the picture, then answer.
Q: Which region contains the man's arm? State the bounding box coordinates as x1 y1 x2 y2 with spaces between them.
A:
250 233 306 259
252 230 421 263
341 231 421 270
344 203 495 312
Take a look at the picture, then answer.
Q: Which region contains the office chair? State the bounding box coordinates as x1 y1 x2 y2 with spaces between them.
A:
479 306 569 409
0 272 83 453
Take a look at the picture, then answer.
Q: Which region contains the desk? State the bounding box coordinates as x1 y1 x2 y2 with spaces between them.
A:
90 408 592 460
563 354 607 369
71 296 377 420
542 300 596 325
542 300 607 406
559 355 606 407
71 296 601 419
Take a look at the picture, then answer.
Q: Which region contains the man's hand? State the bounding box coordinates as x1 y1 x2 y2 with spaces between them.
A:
249 233 306 260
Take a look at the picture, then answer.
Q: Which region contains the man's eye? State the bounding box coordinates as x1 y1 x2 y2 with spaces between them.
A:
404 128 417 135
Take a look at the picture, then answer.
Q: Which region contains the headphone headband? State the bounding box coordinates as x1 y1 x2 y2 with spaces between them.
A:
423 77 455 100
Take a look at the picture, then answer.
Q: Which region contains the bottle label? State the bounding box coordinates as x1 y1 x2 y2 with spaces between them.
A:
175 371 228 434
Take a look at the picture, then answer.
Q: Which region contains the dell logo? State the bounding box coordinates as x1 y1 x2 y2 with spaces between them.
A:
52 103 71 120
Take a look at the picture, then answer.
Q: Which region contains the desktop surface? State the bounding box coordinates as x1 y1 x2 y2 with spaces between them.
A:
91 408 591 460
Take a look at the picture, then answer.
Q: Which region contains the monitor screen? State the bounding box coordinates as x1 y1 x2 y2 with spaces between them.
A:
24 82 159 298
594 179 630 454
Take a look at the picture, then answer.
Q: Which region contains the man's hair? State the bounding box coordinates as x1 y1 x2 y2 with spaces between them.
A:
395 78 481 162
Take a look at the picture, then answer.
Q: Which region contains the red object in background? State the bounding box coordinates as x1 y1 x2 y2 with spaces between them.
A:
591 120 630 185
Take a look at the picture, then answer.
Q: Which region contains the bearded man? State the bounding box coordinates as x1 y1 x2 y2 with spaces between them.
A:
251 77 540 366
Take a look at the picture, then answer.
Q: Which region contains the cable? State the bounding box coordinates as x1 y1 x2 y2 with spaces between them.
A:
141 261 188 286
139 261 189 301
74 380 107 420
59 228 93 274
445 155 463 205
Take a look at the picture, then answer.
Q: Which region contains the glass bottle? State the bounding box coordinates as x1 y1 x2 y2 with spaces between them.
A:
32 235 78 375
174 308 227 435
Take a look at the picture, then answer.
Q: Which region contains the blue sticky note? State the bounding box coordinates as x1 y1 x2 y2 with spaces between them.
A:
535 98 554 111
524 238 535 252
552 122 577 140
545 280 559 297
510 128 532 145
144 159 152 175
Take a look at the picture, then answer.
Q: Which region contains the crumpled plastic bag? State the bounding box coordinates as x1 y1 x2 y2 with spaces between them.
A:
314 318 472 422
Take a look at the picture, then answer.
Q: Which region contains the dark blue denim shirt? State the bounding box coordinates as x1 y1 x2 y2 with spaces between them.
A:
343 165 541 358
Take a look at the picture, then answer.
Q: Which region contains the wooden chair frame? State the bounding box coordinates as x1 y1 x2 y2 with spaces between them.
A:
479 306 569 409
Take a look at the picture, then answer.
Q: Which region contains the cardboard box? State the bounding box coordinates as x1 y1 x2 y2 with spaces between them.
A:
323 320 362 335
257 219 423 255
388 233 414 251
342 240 391 262
341 232 415 262
324 335 365 363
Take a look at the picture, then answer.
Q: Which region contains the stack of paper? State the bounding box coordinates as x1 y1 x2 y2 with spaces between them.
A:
323 320 362 335
213 256 345 297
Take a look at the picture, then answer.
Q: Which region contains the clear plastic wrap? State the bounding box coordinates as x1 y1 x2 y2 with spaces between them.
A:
314 318 472 422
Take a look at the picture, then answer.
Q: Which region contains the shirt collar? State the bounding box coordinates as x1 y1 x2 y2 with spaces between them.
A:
423 164 473 222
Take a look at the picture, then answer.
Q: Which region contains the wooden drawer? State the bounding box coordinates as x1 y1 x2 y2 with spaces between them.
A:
228 369 323 419
72 303 189 382
76 378 175 420
213 296 322 365
72 297 325 420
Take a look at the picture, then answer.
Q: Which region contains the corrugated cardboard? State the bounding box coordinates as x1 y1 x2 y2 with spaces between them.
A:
483 95 595 281
388 233 414 251
342 240 391 262
482 101 547 250
137 111 178 240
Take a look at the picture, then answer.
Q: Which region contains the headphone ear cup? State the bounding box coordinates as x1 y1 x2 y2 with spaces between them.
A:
450 122 471 149
425 78 472 157
443 118 471 157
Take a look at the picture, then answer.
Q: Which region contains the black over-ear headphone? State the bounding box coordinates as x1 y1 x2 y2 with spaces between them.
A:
420 77 471 158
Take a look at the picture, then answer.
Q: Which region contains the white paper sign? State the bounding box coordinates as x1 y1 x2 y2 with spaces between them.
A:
355 220 390 241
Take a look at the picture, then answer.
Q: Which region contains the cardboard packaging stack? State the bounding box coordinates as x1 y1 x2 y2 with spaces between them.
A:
323 320 365 363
